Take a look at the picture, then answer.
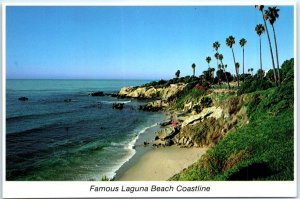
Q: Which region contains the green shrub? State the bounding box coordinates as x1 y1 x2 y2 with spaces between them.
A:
238 78 274 95
200 97 213 108
175 87 206 109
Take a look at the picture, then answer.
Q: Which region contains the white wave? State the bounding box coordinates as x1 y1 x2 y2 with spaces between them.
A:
125 123 158 150
104 122 159 180
100 100 131 104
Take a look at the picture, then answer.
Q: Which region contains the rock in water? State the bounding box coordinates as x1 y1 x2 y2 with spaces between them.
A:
18 97 28 101
64 99 72 102
112 103 124 110
90 91 104 96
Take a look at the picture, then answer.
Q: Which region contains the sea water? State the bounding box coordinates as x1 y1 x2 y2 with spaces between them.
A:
6 79 164 181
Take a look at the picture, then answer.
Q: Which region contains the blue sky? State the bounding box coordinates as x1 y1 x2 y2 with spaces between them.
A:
6 6 294 80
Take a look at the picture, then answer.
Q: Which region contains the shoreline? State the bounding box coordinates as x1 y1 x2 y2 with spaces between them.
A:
116 145 207 181
113 119 165 180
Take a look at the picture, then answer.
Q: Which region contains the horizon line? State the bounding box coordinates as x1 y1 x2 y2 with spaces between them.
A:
6 78 156 81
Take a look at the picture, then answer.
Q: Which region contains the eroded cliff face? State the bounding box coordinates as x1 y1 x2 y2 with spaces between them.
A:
118 83 187 101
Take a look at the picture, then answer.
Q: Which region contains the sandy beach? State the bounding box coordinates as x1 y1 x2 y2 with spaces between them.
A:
118 146 207 181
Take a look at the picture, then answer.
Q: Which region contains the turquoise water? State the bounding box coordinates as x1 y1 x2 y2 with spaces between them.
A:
6 79 164 181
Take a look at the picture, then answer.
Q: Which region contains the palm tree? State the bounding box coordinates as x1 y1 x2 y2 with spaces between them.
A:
214 52 220 68
265 6 281 84
255 24 265 79
213 42 221 67
255 5 278 86
175 70 180 78
206 56 211 68
218 54 230 89
191 63 196 77
248 68 254 76
235 62 240 83
239 38 247 81
217 64 222 84
226 35 239 87
213 41 221 52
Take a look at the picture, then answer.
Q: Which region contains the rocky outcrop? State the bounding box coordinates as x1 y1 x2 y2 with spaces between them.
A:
173 136 194 147
181 106 223 127
155 126 179 140
118 83 186 101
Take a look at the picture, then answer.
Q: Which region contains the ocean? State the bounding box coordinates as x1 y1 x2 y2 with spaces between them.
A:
6 79 164 181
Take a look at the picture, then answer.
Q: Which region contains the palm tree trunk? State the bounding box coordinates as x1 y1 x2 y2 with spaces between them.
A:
193 68 195 77
231 47 239 87
259 36 263 80
221 61 230 89
272 24 281 85
242 47 245 81
262 11 278 86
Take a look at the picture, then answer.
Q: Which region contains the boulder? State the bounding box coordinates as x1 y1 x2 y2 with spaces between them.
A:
155 126 179 140
165 139 174 146
112 103 124 110
90 91 104 96
18 97 28 101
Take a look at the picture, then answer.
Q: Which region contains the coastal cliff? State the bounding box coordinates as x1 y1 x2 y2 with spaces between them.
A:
116 58 294 181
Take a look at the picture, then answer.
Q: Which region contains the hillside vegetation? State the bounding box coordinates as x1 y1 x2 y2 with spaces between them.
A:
170 58 294 180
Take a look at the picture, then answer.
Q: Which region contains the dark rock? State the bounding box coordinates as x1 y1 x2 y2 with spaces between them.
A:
165 139 174 146
104 93 118 97
143 141 149 146
90 91 104 96
64 99 72 102
138 104 162 112
112 103 124 110
18 97 28 101
160 120 172 127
